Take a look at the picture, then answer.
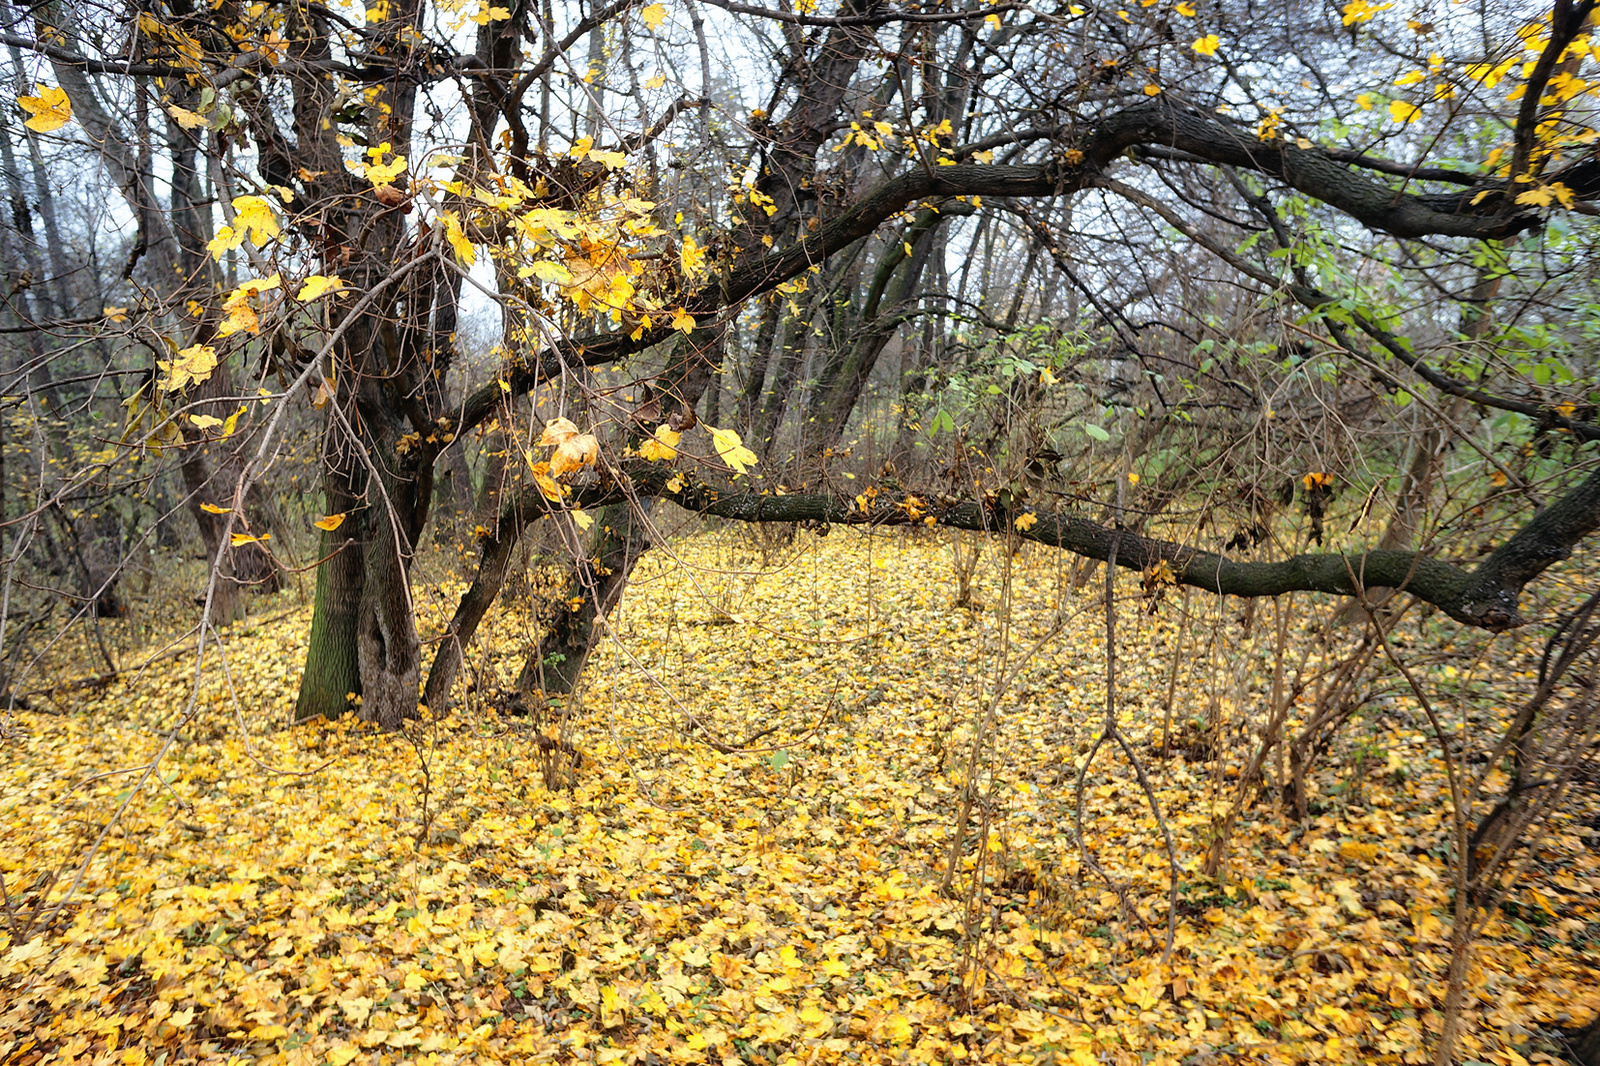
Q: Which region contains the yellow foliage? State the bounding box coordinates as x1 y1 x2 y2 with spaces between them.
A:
707 425 756 475
18 84 73 132
157 343 219 391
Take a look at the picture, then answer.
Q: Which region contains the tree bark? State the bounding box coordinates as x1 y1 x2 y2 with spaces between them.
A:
422 500 525 712
294 526 365 721
517 499 655 697
637 462 1600 631
1567 1016 1600 1066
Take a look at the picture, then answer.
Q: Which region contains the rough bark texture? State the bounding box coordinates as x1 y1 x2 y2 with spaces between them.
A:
641 461 1600 631
358 512 421 729
517 500 655 697
422 491 533 711
294 528 364 721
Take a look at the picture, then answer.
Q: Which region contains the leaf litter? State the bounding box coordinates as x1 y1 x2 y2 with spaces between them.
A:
1 528 1597 1065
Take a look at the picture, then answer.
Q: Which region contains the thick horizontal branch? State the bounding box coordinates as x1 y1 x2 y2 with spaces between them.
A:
426 458 1600 708
1321 148 1481 187
646 459 1600 630
1087 100 1542 240
450 97 1592 441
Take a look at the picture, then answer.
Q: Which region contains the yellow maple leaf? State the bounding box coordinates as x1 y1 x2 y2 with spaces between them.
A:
638 424 680 462
441 211 475 265
1388 99 1421 124
1143 83 1163 96
190 413 223 429
537 416 581 447
232 195 280 246
680 235 706 276
207 224 242 258
641 2 666 28
18 85 72 132
217 273 281 337
1521 182 1574 208
314 513 347 531
572 507 595 531
166 104 209 129
200 502 231 514
522 260 572 284
1015 512 1039 531
1192 34 1220 55
230 532 269 546
235 272 282 299
364 154 407 184
1175 0 1195 13
296 274 345 300
217 301 258 337
671 307 696 333
646 72 666 89
530 460 564 501
1341 0 1392 25
157 344 219 391
469 2 511 21
708 425 757 476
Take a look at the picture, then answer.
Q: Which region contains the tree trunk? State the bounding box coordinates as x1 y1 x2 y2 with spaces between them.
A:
293 524 364 721
358 506 422 729
1567 1016 1600 1066
799 208 948 457
739 296 782 431
517 499 654 697
422 499 526 711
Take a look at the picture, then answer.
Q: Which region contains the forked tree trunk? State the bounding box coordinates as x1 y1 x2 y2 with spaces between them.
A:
357 503 423 729
423 488 538 711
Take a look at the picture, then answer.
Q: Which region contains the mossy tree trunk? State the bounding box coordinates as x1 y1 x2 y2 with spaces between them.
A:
293 522 365 722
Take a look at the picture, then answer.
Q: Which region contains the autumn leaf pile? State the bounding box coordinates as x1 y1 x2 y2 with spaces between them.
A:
2 529 1597 1065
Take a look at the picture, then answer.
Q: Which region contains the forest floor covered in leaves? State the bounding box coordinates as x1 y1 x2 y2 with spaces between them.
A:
1 527 1598 1066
